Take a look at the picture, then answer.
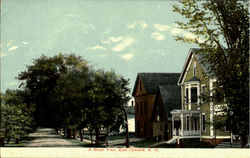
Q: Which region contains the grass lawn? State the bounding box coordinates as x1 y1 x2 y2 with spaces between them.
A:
153 143 176 148
182 141 215 148
117 139 158 147
108 133 135 141
2 137 34 147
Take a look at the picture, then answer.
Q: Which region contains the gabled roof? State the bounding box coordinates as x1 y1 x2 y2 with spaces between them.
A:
178 48 213 85
185 76 201 82
132 73 180 96
157 85 181 118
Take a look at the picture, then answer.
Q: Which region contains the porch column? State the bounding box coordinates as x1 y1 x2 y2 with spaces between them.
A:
172 115 174 136
181 113 184 136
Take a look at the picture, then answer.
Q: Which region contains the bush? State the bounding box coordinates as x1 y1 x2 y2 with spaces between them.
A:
182 139 215 148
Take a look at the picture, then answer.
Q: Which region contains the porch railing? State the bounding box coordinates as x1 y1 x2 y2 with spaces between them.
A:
183 130 200 136
173 129 200 136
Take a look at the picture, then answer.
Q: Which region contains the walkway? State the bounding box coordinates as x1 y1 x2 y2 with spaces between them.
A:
26 128 82 147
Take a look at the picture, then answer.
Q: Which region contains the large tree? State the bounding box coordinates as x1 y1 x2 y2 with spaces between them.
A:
86 69 131 146
0 90 34 145
173 0 249 147
18 54 88 127
18 53 131 146
50 62 91 138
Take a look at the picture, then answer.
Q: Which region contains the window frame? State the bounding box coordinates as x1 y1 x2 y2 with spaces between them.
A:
202 113 206 131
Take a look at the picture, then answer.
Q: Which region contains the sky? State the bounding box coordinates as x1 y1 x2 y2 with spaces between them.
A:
1 0 197 96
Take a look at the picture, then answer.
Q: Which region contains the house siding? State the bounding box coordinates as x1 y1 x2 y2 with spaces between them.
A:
134 78 155 138
181 54 229 139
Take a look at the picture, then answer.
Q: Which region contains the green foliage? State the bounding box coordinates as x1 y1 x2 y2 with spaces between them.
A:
0 90 34 142
17 53 131 143
18 54 88 127
87 69 131 134
173 0 249 147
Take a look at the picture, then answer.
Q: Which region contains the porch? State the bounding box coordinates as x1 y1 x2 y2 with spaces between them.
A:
171 109 201 138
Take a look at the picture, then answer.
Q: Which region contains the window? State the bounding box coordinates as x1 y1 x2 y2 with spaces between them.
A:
194 117 198 130
187 116 190 130
144 101 147 113
191 87 198 103
140 102 142 114
186 88 189 103
136 103 138 114
193 62 196 76
201 85 206 103
202 114 206 131
140 82 142 92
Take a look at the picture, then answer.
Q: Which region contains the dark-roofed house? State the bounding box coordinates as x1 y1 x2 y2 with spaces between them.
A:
132 73 180 138
151 85 181 141
170 48 230 145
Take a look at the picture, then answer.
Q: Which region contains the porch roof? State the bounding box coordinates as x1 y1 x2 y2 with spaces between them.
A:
171 109 200 114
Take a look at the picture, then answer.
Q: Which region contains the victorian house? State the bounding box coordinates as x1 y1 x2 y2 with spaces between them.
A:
132 73 180 138
170 48 230 144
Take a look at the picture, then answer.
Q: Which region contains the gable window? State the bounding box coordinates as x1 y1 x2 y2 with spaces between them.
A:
191 87 198 103
201 85 206 103
193 62 196 76
140 82 142 92
202 114 206 131
185 88 189 103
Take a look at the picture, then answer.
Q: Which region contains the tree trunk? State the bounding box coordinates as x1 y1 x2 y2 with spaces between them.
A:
123 109 130 148
55 128 58 134
105 137 109 147
79 128 83 141
66 128 71 139
15 138 19 144
95 128 100 146
73 129 75 139
240 133 247 148
0 137 4 147
7 136 10 144
90 129 93 144
214 129 217 146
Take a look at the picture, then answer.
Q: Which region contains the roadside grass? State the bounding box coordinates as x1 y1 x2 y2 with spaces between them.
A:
108 133 135 141
2 137 34 147
117 139 157 147
153 143 176 148
182 140 215 148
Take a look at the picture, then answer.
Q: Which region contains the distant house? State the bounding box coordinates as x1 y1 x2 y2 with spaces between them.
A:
132 73 180 138
170 48 230 145
151 85 181 141
126 105 135 132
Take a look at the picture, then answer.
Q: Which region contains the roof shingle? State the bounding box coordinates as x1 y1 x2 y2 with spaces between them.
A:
132 73 180 96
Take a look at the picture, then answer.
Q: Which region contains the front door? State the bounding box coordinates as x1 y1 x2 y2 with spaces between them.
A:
164 124 168 140
174 121 181 136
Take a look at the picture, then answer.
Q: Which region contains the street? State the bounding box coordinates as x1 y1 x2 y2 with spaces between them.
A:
25 128 82 147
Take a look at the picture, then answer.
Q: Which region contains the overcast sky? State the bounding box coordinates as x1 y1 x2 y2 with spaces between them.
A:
1 0 197 94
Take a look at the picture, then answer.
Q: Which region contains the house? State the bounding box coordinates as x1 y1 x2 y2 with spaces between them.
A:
126 105 135 132
170 48 230 145
151 85 181 141
132 73 180 138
